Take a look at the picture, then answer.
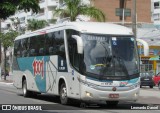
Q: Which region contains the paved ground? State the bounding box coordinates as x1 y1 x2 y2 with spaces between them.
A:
0 80 160 113
0 75 13 83
0 75 160 113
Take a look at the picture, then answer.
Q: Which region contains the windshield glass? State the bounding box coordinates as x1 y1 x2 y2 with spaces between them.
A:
81 34 139 80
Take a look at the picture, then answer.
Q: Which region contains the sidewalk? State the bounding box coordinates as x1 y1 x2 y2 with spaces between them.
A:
0 75 13 83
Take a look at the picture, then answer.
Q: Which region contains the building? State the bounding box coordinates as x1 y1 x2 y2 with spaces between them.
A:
151 0 160 24
2 0 160 74
1 0 91 32
2 0 61 31
93 0 151 23
93 0 160 74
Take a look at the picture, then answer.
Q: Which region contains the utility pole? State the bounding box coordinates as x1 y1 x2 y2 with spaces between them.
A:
0 20 1 80
132 0 137 38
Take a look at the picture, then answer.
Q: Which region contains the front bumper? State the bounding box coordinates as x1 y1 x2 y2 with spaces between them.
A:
80 84 139 101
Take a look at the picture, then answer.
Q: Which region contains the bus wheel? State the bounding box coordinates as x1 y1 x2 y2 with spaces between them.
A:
150 85 153 88
60 83 70 105
158 83 160 90
106 101 119 107
22 80 30 97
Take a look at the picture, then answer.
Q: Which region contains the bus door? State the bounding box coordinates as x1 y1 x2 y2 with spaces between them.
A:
66 30 81 98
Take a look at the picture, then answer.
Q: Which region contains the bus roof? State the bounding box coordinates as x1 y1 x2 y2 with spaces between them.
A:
15 22 133 40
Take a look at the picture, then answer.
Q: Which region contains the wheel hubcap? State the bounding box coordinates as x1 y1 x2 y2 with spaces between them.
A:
23 84 26 95
61 87 67 99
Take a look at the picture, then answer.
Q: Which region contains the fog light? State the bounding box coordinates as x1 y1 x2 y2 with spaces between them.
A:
134 92 139 97
134 93 137 97
86 91 92 97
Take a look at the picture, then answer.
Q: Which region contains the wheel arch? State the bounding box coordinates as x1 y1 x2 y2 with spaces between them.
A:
58 77 68 95
22 74 27 87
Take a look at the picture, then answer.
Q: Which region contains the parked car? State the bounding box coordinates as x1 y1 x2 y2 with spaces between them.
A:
153 72 160 89
140 72 154 88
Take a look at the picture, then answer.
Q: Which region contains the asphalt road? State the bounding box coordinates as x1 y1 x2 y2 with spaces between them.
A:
0 82 160 113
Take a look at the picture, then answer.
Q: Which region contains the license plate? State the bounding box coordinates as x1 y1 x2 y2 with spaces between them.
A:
144 79 149 80
109 94 119 98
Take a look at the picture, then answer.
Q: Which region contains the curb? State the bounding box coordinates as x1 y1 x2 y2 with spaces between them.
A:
0 80 13 85
0 82 13 85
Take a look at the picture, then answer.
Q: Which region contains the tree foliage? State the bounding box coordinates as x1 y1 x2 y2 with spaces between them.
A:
0 30 18 80
27 19 48 31
0 0 40 19
0 30 18 48
53 0 105 22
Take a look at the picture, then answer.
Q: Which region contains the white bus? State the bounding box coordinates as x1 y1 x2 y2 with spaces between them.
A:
13 22 140 106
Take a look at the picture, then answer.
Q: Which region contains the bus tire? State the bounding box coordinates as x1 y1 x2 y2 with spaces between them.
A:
158 83 160 90
106 101 119 107
150 85 153 88
60 83 70 105
22 80 31 97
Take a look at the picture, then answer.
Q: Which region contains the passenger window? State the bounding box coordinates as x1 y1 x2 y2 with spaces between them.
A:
29 35 45 56
45 31 66 59
21 38 29 57
14 40 22 57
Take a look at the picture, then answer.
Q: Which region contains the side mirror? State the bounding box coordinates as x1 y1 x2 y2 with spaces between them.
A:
72 35 84 54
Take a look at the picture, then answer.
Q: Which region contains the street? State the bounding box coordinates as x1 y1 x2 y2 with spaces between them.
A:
0 82 160 113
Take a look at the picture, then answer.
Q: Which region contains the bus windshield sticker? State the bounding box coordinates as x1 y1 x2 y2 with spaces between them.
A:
112 37 117 40
131 38 134 41
90 65 95 70
58 56 68 72
86 35 106 41
112 41 117 45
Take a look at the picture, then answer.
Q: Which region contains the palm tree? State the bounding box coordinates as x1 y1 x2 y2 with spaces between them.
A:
53 0 105 22
27 19 48 31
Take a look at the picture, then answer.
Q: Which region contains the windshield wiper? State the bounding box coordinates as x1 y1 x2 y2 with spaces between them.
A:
114 55 130 80
99 42 112 65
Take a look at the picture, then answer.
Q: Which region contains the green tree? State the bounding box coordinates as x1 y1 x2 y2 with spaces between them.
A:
53 0 105 22
0 30 18 80
0 0 40 80
27 19 49 31
0 0 40 20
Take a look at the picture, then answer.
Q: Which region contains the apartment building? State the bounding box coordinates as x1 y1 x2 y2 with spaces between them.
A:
1 0 91 31
93 0 151 23
151 0 160 24
1 0 62 31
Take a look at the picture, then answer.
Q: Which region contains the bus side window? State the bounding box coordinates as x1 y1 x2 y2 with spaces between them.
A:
46 31 65 59
39 48 44 55
14 40 22 57
30 49 36 56
54 31 65 59
46 32 57 55
38 35 45 56
29 35 45 56
21 38 29 57
29 36 36 57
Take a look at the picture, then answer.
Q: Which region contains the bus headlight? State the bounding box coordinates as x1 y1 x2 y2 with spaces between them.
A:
130 83 139 89
134 92 139 98
85 91 93 97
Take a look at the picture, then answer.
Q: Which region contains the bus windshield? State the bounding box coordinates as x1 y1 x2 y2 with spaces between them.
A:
81 34 139 80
